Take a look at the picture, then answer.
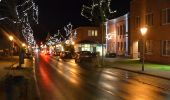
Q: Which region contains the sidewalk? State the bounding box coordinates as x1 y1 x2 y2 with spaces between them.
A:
0 56 39 100
101 57 170 80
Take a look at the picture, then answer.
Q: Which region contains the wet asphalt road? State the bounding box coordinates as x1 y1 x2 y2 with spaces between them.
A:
34 54 170 100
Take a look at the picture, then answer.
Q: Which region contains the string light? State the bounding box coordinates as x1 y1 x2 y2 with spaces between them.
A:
16 0 38 46
46 22 77 46
0 0 38 46
81 0 116 22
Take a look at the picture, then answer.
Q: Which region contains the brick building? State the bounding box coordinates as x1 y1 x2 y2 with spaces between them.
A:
130 0 170 64
72 26 105 55
106 13 129 56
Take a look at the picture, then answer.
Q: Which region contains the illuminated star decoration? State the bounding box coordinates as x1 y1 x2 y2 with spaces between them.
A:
106 33 113 40
81 0 116 24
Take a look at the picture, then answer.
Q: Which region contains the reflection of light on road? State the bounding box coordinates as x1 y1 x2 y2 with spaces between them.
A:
39 65 53 87
126 80 160 100
101 73 117 80
102 69 119 76
103 70 113 74
69 68 78 74
99 82 115 91
40 53 51 62
55 64 80 85
69 61 77 66
46 57 82 86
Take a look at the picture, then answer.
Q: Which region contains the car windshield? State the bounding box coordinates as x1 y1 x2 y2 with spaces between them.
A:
81 51 91 55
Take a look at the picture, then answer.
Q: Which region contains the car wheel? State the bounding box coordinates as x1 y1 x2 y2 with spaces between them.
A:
75 59 80 63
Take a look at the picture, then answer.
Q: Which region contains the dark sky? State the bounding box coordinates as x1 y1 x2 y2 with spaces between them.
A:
34 0 131 42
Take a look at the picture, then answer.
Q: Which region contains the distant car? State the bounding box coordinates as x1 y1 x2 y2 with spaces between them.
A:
45 51 50 55
59 51 72 59
105 53 116 58
25 52 32 58
75 51 97 63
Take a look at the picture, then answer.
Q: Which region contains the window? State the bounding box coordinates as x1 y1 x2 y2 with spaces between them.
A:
91 30 95 36
88 30 98 36
135 16 140 28
121 42 123 51
117 26 120 35
117 42 120 50
120 25 122 35
145 40 153 54
162 40 170 56
82 44 90 51
123 24 126 36
124 42 126 51
88 30 91 36
146 13 153 26
95 30 98 36
161 8 170 25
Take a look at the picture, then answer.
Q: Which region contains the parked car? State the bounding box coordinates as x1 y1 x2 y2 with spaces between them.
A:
105 53 116 58
59 51 72 59
75 51 97 63
25 52 32 58
45 50 50 55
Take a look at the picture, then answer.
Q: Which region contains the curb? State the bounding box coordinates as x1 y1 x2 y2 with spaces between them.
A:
98 66 170 80
108 66 170 81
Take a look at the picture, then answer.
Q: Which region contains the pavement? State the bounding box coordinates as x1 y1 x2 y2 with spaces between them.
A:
0 55 39 100
100 57 170 80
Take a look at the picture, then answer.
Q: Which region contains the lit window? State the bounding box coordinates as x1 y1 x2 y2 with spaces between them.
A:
92 30 95 36
95 30 98 36
82 44 90 51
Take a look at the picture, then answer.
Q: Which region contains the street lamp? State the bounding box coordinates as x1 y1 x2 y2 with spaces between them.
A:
22 43 26 47
71 41 75 45
9 36 14 41
9 36 14 67
9 36 14 55
140 27 147 71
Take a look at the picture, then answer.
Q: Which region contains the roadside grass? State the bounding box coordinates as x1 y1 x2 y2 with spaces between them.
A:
103 58 170 71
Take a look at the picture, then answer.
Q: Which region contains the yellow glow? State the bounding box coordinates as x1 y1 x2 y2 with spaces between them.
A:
72 41 75 45
9 36 14 41
22 43 26 47
140 27 147 36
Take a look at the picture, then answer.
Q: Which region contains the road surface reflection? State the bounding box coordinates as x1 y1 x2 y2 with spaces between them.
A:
34 54 170 100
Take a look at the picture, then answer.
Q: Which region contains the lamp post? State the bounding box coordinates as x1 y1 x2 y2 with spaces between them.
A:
9 36 14 55
140 27 147 71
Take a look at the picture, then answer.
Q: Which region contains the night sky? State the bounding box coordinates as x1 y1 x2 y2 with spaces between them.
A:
34 0 131 42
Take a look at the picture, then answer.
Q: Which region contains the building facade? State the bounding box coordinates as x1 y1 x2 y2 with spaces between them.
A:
106 13 129 56
72 26 105 56
130 0 170 64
